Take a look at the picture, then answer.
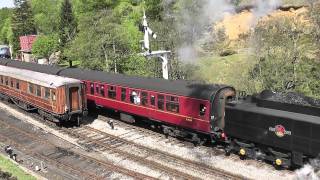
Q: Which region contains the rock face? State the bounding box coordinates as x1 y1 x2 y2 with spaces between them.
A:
215 6 308 40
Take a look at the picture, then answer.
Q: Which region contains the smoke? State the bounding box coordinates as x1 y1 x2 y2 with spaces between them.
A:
252 0 282 25
159 0 282 63
163 0 235 63
295 158 320 180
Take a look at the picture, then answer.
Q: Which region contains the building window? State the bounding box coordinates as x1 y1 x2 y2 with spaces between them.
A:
166 96 179 113
200 104 206 116
141 92 148 106
100 85 105 97
51 90 56 101
158 95 164 110
28 83 34 93
90 83 94 95
121 88 126 101
108 86 116 99
16 80 20 89
36 85 41 97
150 95 155 106
44 88 50 99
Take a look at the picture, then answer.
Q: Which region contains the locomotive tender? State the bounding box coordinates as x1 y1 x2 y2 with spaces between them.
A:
0 64 87 125
0 58 319 168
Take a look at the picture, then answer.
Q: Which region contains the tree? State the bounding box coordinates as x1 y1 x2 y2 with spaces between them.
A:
0 18 13 44
59 0 77 50
309 2 320 60
65 2 155 76
31 0 62 34
11 0 37 55
145 0 163 20
32 34 59 59
251 15 320 98
0 8 12 32
72 0 114 15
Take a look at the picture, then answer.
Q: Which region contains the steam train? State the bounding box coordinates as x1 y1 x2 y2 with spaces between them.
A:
0 58 319 168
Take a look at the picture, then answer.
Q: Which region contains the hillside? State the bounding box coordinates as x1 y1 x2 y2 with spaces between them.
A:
195 2 319 97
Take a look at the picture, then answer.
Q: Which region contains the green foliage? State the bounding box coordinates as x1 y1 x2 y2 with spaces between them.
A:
145 0 163 20
195 53 256 93
31 0 62 34
32 34 59 58
251 15 320 97
59 0 77 50
65 1 152 75
0 18 13 44
72 0 115 16
0 8 12 32
0 154 36 180
11 0 37 54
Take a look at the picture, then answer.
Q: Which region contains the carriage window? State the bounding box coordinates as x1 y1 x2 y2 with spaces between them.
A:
158 95 164 110
36 85 41 97
150 95 155 106
0 76 3 84
90 83 94 95
51 90 56 101
5 77 8 86
96 84 100 94
100 85 105 97
166 96 179 113
16 80 20 89
121 88 126 101
28 83 33 93
108 86 116 99
200 104 206 116
10 79 14 87
130 90 140 105
141 92 148 106
44 88 50 99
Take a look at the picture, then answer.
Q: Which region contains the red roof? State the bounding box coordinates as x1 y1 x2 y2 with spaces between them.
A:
19 35 37 52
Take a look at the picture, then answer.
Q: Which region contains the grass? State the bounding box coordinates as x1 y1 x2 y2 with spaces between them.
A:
194 52 259 93
0 154 36 180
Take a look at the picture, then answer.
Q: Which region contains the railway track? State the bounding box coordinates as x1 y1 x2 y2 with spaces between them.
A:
94 114 293 176
66 124 246 180
0 118 155 180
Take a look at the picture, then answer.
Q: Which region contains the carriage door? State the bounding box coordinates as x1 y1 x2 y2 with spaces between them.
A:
69 86 80 111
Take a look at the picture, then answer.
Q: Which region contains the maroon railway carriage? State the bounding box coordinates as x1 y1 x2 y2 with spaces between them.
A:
57 68 236 143
0 65 87 124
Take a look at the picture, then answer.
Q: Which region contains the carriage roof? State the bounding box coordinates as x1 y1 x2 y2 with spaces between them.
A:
0 65 81 88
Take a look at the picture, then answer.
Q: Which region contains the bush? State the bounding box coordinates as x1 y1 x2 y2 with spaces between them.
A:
219 49 237 57
32 34 59 59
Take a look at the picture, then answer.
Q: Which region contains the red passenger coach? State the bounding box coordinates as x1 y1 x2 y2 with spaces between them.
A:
58 69 236 143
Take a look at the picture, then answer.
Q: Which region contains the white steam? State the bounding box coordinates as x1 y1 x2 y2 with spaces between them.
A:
173 0 235 63
252 0 282 25
295 158 320 180
160 0 282 63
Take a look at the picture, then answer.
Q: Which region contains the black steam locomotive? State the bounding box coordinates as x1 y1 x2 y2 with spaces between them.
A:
225 90 320 167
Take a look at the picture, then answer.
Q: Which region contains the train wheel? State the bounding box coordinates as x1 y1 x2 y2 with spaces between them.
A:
225 146 232 156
